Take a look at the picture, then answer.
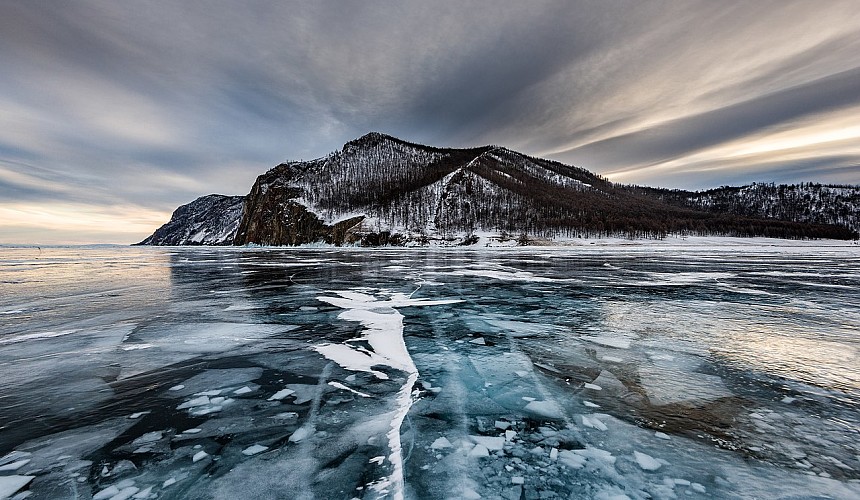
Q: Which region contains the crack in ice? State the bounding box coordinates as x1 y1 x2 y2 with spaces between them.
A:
314 290 461 500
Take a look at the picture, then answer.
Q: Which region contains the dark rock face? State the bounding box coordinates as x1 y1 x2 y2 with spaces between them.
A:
136 194 244 245
140 133 860 246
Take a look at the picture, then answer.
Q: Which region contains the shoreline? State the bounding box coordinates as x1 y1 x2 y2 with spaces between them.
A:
2 235 859 251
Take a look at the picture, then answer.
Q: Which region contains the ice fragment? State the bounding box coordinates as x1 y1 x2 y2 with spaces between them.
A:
108 486 139 500
468 444 490 457
581 415 608 431
176 396 209 409
195 390 222 396
0 452 31 467
557 450 586 469
132 486 153 499
633 451 662 471
470 436 504 451
289 425 313 443
524 400 564 418
268 388 296 401
192 451 208 462
132 431 162 445
430 437 453 450
93 486 120 500
0 460 29 472
0 476 35 500
241 444 269 456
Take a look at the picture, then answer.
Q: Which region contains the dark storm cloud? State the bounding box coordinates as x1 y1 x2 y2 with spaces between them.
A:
1 0 859 242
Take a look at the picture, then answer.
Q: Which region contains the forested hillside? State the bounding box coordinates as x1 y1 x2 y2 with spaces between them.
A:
632 183 860 233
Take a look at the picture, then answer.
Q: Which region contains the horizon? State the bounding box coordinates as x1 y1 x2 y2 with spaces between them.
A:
2 1 860 245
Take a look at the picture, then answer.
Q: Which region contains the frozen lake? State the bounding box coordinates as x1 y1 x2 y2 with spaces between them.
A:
1 244 859 499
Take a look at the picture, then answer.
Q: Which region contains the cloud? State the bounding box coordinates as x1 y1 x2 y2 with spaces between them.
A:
0 1 859 242
561 67 860 174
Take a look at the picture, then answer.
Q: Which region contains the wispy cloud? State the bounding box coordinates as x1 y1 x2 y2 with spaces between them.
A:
1 0 859 242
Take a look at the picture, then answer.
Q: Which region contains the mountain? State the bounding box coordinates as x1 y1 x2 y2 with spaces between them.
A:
137 194 244 246
138 133 859 246
633 183 860 233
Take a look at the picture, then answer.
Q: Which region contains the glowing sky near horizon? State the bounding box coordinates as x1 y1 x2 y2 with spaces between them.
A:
1 1 859 244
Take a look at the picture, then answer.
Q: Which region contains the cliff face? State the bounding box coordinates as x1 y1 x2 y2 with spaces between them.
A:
137 194 244 245
140 133 859 246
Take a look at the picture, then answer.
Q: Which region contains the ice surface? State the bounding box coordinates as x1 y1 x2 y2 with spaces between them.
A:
3 247 860 499
582 335 631 349
638 357 731 406
483 319 566 338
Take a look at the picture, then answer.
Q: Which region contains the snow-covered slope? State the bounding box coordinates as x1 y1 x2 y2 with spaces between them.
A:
137 194 244 245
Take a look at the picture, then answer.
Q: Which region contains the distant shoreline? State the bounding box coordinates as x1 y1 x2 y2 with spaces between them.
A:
2 236 858 250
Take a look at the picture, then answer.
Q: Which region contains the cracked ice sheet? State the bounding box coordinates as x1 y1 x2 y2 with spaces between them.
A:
313 289 461 500
115 323 297 379
447 268 558 282
638 356 732 406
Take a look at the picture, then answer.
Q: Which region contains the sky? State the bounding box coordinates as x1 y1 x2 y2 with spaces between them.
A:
2 1 860 244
